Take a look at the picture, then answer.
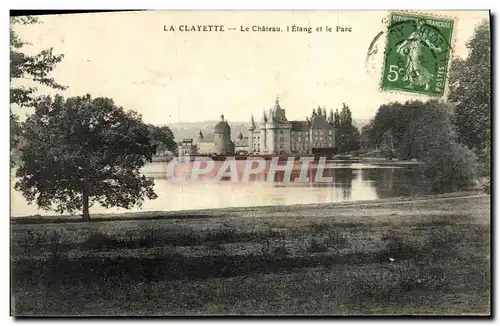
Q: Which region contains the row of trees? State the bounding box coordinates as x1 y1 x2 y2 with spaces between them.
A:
11 17 177 220
361 21 490 192
306 104 361 153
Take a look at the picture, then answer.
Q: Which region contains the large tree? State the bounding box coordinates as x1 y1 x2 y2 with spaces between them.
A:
336 103 360 153
449 21 490 167
411 101 479 192
327 109 334 126
363 100 435 159
15 94 158 220
365 100 479 190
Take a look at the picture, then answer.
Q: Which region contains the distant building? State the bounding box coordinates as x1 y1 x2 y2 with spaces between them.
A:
234 132 249 155
178 138 197 157
196 130 216 154
181 97 336 156
194 115 235 155
248 96 336 155
213 115 235 155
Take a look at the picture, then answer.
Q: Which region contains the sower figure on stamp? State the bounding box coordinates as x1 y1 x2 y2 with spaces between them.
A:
396 20 442 91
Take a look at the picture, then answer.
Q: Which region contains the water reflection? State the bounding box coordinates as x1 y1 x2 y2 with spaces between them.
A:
10 162 432 217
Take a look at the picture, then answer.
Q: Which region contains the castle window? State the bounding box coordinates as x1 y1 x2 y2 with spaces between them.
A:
280 130 283 134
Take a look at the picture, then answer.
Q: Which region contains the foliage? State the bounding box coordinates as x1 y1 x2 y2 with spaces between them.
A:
327 109 334 125
449 21 491 165
363 100 429 158
15 94 158 220
411 102 479 192
307 104 359 153
10 16 66 108
147 124 177 154
379 130 394 159
10 16 66 165
10 113 22 164
363 100 479 191
337 103 360 153
360 120 375 149
422 139 479 193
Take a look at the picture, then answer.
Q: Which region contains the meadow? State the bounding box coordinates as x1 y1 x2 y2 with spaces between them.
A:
11 193 490 316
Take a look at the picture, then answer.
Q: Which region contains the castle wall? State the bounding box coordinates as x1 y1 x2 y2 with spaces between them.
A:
267 126 275 154
214 133 225 154
198 142 216 155
260 126 267 153
248 130 254 153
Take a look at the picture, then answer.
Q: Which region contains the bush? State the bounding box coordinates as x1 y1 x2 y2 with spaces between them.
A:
422 140 479 192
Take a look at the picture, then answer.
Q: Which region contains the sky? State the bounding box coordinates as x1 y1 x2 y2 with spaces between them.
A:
11 10 489 124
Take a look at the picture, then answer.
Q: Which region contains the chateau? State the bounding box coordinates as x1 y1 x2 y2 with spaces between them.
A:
178 96 336 156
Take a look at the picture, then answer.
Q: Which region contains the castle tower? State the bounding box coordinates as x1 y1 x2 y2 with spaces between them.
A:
214 114 231 154
247 114 256 154
260 110 267 152
270 95 292 154
267 117 276 155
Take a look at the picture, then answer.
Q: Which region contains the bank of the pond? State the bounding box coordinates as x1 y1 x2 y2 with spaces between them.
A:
11 190 487 225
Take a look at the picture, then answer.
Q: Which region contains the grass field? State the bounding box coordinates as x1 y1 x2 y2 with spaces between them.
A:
11 193 491 316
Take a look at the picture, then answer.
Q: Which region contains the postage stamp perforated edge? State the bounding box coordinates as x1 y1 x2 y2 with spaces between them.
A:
378 10 458 99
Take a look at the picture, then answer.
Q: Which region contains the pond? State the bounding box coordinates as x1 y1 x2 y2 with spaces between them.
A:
10 161 432 217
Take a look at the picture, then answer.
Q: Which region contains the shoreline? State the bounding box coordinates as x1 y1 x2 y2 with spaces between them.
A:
11 190 487 225
151 154 423 165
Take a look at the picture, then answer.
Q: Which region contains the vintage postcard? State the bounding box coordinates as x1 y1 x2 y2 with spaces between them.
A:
10 10 491 316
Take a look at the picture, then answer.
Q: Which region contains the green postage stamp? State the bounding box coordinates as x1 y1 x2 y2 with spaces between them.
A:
381 12 455 97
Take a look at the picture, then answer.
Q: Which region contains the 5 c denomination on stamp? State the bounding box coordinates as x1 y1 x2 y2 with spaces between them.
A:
381 12 454 97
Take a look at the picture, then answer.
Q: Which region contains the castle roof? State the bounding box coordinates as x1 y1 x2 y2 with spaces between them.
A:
270 95 288 123
234 137 249 147
290 120 310 131
248 114 256 131
198 133 214 143
261 110 268 123
310 115 333 130
214 114 231 134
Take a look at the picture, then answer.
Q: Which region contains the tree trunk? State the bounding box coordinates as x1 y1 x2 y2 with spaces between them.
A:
82 191 90 221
